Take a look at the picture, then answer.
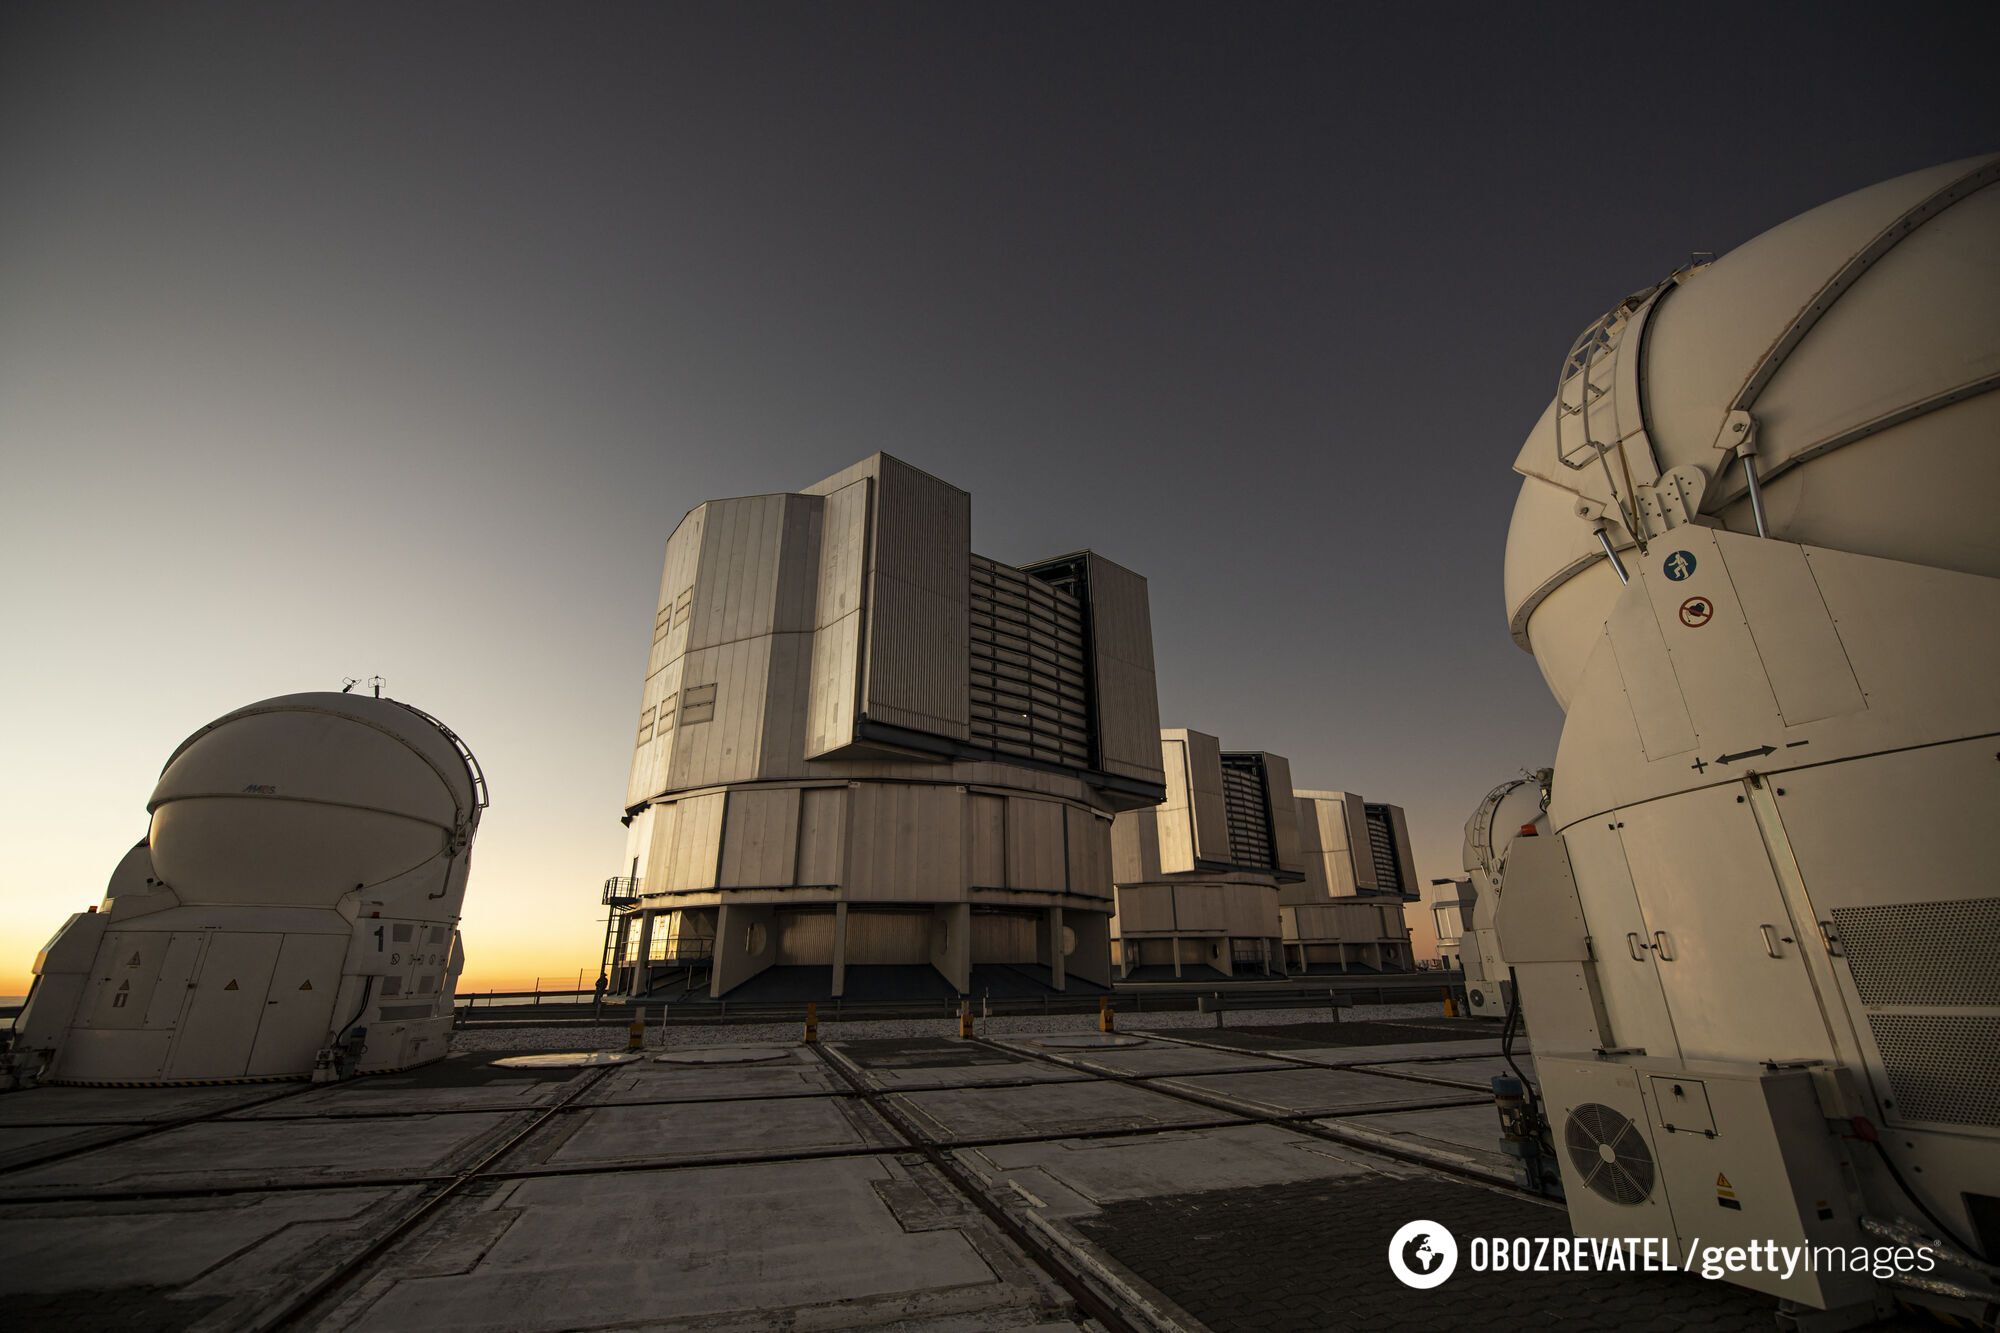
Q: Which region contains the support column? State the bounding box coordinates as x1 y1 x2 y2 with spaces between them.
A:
1172 935 1183 978
831 903 849 999
627 911 656 997
609 912 634 992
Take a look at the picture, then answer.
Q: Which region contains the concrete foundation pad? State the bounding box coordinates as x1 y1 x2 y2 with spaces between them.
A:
1313 1102 1518 1179
1156 1066 1488 1117
0 1185 417 1328
0 1083 286 1126
511 1096 898 1168
317 1156 1073 1332
655 1045 794 1064
1030 1034 1146 1049
962 1123 1379 1218
893 1079 1240 1141
579 1061 840 1106
1355 1054 1540 1091
0 1110 519 1195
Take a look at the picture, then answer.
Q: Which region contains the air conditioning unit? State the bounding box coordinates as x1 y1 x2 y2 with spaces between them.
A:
1536 1053 1876 1308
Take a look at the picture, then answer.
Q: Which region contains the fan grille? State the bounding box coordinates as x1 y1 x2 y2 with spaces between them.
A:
1564 1102 1656 1205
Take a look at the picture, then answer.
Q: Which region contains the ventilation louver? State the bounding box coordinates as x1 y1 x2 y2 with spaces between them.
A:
1564 1102 1656 1205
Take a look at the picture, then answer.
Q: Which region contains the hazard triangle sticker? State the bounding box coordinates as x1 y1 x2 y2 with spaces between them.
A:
223 979 240 991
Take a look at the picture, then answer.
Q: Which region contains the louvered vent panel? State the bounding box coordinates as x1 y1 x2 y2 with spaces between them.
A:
969 555 1090 768
1364 806 1404 893
1832 898 2000 1007
1219 756 1274 870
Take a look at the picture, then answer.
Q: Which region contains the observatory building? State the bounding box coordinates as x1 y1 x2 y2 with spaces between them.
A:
1490 154 2000 1316
607 454 1165 1001
1108 730 1302 979
13 692 486 1085
1279 790 1417 973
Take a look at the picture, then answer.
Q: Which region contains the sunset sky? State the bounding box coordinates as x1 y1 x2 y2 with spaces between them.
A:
3 2 1993 993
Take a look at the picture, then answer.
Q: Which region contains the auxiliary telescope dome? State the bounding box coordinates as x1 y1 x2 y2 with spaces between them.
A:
148 692 482 906
1505 153 2000 707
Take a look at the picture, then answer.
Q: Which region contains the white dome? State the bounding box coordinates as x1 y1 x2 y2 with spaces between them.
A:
1506 154 2000 707
147 692 483 905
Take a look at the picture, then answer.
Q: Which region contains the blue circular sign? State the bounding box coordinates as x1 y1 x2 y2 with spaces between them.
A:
1663 550 1697 581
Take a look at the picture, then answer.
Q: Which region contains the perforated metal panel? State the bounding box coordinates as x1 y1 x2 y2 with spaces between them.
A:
1866 1014 2000 1128
1833 898 2000 1007
1219 755 1275 870
1364 806 1404 893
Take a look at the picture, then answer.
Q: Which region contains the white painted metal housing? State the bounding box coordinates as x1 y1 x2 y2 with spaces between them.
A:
1492 155 2000 1311
610 454 1165 999
13 693 486 1084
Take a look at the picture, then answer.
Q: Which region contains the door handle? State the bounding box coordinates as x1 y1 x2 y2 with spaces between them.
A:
1627 932 1651 961
1818 921 1844 956
1652 930 1675 961
1760 924 1785 958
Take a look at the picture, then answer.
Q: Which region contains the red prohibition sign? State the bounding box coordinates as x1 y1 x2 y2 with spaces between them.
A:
1679 596 1714 628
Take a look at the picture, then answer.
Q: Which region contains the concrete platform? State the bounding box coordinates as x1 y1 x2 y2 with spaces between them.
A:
0 1026 1838 1332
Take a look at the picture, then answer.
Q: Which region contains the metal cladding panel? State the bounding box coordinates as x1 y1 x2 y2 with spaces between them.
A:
1006 795 1067 892
1082 554 1163 785
966 792 1006 888
861 456 971 740
795 786 847 886
1155 737 1196 875
806 478 869 758
1114 884 1177 933
688 495 788 653
1174 884 1228 932
844 909 932 964
1342 792 1377 892
1065 804 1112 899
719 787 801 888
1257 755 1304 876
846 783 964 901
667 639 774 791
1179 730 1230 864
1109 808 1157 885
652 792 724 891
1224 884 1281 938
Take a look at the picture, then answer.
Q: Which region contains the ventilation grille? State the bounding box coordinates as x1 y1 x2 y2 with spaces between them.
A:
1364 806 1404 893
968 555 1091 769
1867 1014 2000 1128
1564 1102 1656 1205
1833 898 2000 1007
1219 756 1274 870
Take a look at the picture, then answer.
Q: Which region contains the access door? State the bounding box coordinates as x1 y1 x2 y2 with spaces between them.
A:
164 932 281 1081
246 933 347 1076
1616 784 1836 1065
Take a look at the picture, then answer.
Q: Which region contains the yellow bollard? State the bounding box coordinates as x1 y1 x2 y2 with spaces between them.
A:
1443 995 1459 1018
803 1000 819 1044
627 1009 646 1051
959 1000 973 1039
1099 996 1115 1033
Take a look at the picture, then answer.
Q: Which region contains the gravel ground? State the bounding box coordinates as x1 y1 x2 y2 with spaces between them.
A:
448 1001 1449 1054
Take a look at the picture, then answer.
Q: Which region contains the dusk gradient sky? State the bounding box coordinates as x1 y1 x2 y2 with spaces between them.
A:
4 2 1994 991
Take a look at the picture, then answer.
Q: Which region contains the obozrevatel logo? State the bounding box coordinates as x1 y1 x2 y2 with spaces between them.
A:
1388 1219 1459 1289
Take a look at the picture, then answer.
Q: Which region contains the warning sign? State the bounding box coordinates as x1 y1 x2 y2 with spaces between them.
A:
1679 597 1714 628
1716 1172 1741 1210
299 979 313 991
127 952 143 967
113 981 131 1009
223 979 240 991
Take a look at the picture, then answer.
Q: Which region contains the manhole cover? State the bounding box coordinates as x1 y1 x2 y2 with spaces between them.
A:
655 1046 792 1065
1033 1034 1148 1049
491 1051 644 1068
